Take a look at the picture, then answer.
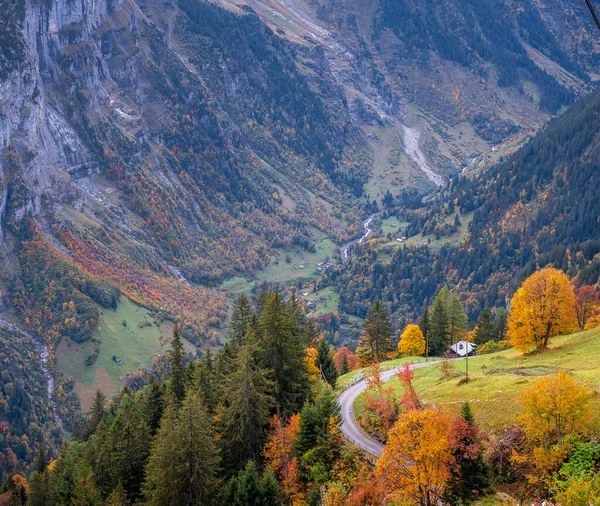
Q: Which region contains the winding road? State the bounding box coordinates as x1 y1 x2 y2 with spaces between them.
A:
338 360 441 458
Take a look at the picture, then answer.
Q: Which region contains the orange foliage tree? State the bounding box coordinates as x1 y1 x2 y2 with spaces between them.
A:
398 324 426 357
508 268 577 352
262 414 304 504
333 346 360 375
376 407 454 506
519 370 593 448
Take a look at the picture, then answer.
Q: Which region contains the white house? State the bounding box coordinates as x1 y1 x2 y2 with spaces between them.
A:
450 340 476 357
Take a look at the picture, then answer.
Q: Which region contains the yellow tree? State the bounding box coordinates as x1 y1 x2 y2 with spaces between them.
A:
508 268 577 352
398 324 426 357
519 370 593 448
376 407 453 506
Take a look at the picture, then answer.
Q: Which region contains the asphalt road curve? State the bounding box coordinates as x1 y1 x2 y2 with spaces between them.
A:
338 360 441 459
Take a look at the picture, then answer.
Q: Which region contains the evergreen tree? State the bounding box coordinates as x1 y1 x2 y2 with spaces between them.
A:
358 300 395 363
428 294 449 356
258 291 310 417
196 348 217 413
474 307 494 345
294 383 341 466
28 449 49 506
143 391 220 506
220 329 275 473
144 377 164 435
259 467 282 506
83 389 107 440
446 403 491 503
340 354 350 375
169 325 187 402
34 444 47 474
110 400 152 501
106 482 130 506
229 294 253 347
494 308 508 342
220 461 282 506
419 305 430 342
315 339 338 388
447 293 467 346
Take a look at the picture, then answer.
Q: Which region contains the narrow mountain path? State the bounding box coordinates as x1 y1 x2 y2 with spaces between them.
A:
338 360 441 458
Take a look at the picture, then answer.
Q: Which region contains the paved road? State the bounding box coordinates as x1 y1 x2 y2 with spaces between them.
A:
338 361 441 458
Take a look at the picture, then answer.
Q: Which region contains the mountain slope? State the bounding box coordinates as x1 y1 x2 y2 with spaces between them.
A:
323 86 600 320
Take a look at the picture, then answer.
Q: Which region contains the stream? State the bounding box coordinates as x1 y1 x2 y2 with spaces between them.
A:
341 214 379 261
0 317 63 428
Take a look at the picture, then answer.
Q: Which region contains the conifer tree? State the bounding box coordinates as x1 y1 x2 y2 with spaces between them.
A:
83 389 107 440
229 294 253 347
494 308 508 342
106 482 130 506
474 307 494 345
28 447 50 506
196 348 217 414
340 354 350 375
447 293 467 346
220 329 274 473
144 377 164 435
143 391 220 506
259 291 309 417
220 461 282 506
315 339 338 388
428 294 449 356
169 325 187 402
358 300 395 364
419 305 430 342
294 383 341 467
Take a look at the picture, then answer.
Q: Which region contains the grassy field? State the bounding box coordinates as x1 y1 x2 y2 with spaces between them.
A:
55 297 194 411
337 355 435 390
353 328 600 431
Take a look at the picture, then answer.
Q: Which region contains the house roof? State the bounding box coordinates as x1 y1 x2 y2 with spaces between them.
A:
450 340 476 357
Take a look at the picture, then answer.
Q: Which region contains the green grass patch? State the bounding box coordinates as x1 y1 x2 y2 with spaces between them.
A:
55 297 193 411
353 328 600 430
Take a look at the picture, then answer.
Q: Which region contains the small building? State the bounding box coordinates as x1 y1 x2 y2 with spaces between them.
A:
448 341 476 358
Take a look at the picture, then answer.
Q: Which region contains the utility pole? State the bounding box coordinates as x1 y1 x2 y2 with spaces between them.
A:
465 347 469 382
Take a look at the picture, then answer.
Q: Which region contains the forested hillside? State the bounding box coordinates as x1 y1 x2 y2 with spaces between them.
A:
321 87 600 322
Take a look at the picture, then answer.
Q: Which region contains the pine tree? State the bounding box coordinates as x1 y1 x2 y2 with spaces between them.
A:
144 377 164 435
474 307 494 345
340 354 350 375
494 308 508 342
258 291 309 417
428 294 449 356
220 461 282 506
34 444 47 474
110 401 152 501
220 329 275 473
358 300 395 363
315 339 338 388
106 482 130 506
169 324 187 402
196 348 217 413
419 305 430 341
259 467 283 506
447 293 467 346
294 383 341 464
229 294 253 347
83 389 107 440
143 391 220 506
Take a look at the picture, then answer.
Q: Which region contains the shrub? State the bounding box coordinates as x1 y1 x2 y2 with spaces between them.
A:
476 340 512 355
